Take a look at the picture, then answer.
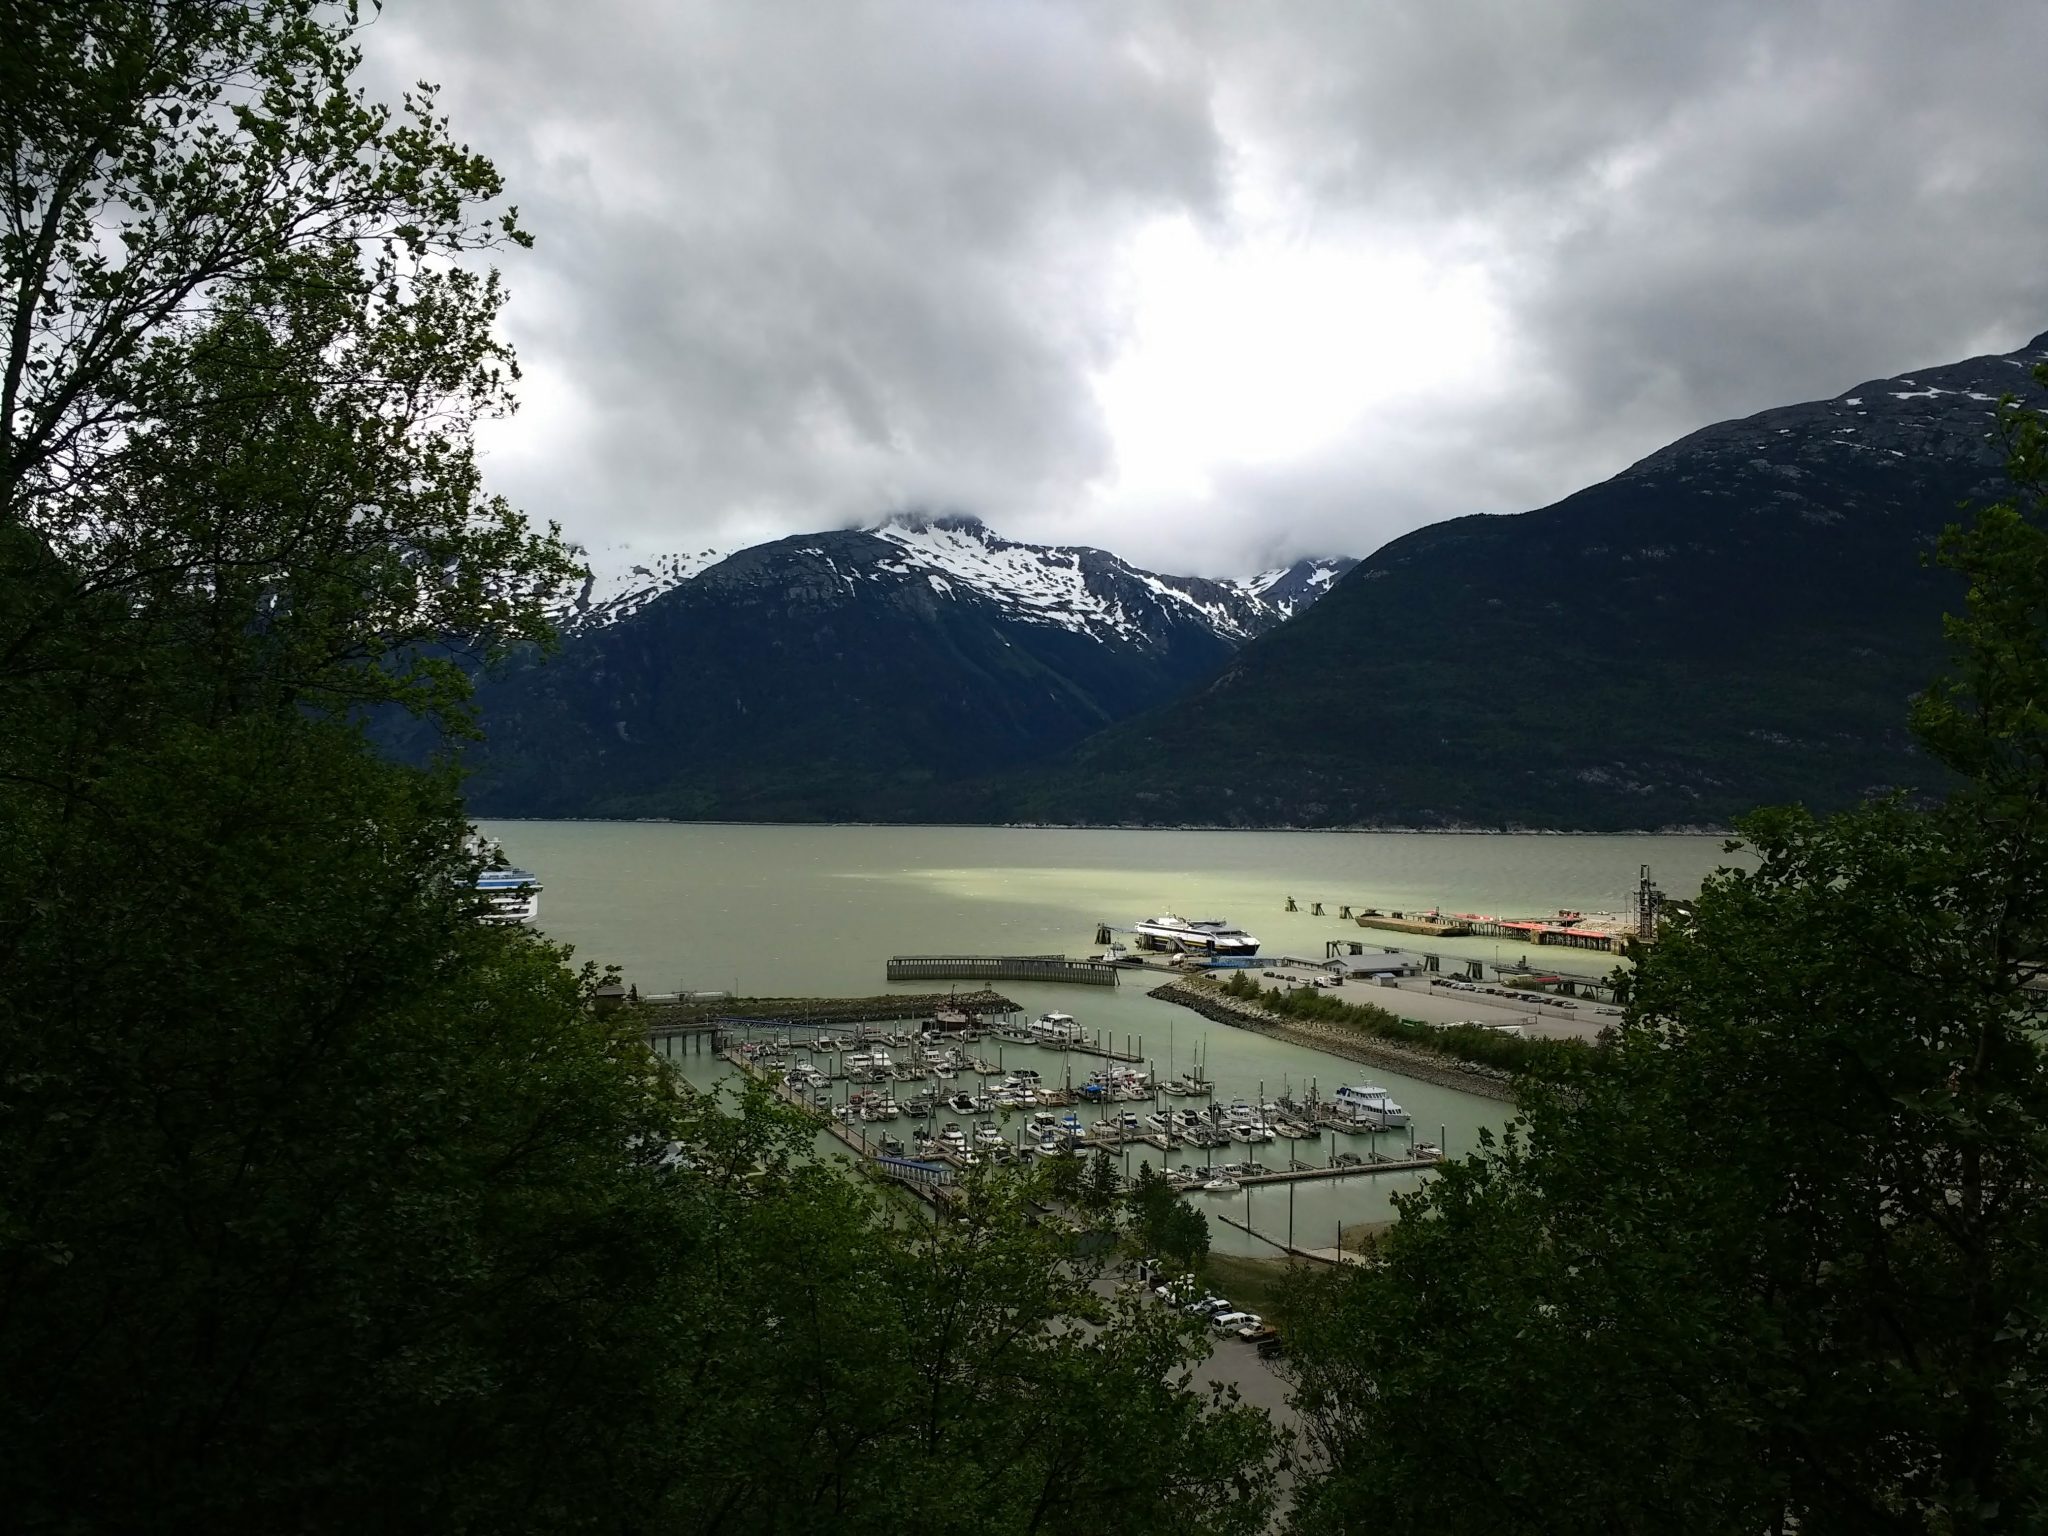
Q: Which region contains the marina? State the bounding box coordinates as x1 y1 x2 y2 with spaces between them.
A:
704 1033 1443 1218
483 820 1737 1254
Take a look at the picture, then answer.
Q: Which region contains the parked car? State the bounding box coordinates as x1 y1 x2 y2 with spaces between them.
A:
1210 1311 1260 1333
1256 1333 1286 1360
1183 1296 1232 1318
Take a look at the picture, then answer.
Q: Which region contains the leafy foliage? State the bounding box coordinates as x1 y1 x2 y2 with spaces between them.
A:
1128 1162 1212 1274
0 7 1281 1532
1283 374 2048 1534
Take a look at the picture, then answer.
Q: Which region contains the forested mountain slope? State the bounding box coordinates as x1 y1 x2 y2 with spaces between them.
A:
1015 332 2048 830
460 514 1351 820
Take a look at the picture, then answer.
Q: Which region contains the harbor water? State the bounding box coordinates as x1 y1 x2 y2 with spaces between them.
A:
481 822 1744 1255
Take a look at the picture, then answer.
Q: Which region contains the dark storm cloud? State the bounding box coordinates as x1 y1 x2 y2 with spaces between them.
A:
360 1 2048 576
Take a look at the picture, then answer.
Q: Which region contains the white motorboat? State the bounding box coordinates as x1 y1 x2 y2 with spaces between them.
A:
1201 1176 1241 1193
1332 1083 1410 1130
1028 1011 1084 1046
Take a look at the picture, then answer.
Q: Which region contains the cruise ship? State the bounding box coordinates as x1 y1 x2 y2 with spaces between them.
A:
475 865 542 924
1131 913 1260 957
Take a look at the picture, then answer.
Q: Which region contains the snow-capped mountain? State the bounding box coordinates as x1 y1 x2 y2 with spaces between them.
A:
1234 556 1359 619
556 544 728 629
465 514 1356 822
554 513 1350 645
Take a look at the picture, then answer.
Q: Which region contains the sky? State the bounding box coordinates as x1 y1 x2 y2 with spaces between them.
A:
360 1 2048 579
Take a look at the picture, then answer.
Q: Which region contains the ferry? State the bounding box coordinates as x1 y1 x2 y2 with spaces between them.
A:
1332 1083 1410 1130
1131 913 1260 957
475 865 541 924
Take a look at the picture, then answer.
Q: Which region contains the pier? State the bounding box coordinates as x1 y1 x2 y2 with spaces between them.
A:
886 955 1121 986
642 988 1019 1035
1237 1156 1439 1185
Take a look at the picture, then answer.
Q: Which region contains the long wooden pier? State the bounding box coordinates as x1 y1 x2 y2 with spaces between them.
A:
886 955 1120 986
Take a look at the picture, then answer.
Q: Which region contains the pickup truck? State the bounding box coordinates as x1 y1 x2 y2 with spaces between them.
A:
1244 1326 1285 1358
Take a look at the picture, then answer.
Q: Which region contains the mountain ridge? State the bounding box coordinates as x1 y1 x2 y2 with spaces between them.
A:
462 519 1356 820
1009 329 2048 830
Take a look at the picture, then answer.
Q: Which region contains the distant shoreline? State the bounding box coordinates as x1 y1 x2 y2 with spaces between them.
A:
470 815 1736 838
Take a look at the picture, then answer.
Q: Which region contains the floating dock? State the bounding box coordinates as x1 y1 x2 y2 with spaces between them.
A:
886 955 1121 986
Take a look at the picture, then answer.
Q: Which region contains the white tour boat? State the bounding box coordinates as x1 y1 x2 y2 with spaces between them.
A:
1332 1083 1411 1130
1131 913 1260 956
475 865 542 924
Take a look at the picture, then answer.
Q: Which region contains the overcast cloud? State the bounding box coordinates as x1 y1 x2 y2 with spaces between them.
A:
361 0 2048 577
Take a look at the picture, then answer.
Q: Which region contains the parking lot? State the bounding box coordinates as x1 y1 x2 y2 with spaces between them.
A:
1241 962 1620 1043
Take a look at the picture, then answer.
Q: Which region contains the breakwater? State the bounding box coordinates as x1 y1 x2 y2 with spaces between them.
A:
1147 979 1515 1104
642 989 1019 1032
885 955 1120 986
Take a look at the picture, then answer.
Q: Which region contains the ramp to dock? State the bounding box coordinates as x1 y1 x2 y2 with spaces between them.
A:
886 955 1120 986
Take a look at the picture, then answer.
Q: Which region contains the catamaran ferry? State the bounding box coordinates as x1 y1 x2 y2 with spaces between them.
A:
1131 913 1260 957
475 866 542 924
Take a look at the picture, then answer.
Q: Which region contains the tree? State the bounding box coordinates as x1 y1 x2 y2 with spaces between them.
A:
0 10 1283 1531
1286 375 2048 1535
1129 1162 1212 1275
1082 1146 1122 1212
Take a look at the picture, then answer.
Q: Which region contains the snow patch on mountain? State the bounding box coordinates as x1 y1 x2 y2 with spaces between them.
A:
1231 556 1358 618
555 510 1354 648
557 543 727 629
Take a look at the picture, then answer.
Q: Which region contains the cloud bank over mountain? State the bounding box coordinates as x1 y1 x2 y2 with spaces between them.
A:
361 0 2048 576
